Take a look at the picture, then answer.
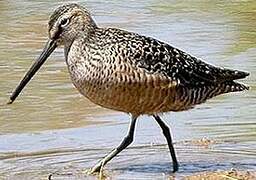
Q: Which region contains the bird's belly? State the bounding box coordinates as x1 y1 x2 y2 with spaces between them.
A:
66 56 191 114
74 78 188 115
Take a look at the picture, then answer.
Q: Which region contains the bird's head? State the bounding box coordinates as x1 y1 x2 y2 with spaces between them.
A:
8 3 96 104
48 3 97 46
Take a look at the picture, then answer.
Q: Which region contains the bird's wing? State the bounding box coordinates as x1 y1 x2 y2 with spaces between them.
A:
125 34 249 88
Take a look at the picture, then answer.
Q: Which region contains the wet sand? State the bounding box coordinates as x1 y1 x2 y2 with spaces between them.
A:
184 169 256 180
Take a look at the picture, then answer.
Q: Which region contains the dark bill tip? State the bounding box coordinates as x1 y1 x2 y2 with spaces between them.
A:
8 39 57 104
7 99 13 105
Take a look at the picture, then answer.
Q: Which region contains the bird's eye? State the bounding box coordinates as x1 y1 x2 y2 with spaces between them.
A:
60 18 69 27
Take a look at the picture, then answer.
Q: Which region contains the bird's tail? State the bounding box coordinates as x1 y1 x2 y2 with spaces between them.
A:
182 80 249 109
220 80 249 93
217 69 249 82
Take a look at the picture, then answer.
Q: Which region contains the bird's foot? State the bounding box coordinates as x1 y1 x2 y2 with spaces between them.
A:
172 162 179 173
87 160 106 179
88 162 102 174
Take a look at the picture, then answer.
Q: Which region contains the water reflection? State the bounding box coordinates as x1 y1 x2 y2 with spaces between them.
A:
0 0 255 179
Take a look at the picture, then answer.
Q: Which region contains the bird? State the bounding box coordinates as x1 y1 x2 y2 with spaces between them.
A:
8 3 249 174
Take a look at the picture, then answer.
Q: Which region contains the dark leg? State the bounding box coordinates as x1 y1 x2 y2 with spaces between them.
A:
90 114 138 174
153 115 179 172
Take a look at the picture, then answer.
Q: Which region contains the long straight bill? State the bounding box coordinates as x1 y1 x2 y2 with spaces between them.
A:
8 39 57 104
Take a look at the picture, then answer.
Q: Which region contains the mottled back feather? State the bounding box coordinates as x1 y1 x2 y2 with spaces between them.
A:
93 28 249 89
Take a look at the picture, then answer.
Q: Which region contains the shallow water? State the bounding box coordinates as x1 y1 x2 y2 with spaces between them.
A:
0 0 255 179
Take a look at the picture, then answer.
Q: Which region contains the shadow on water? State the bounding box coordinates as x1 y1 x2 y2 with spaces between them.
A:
0 0 255 179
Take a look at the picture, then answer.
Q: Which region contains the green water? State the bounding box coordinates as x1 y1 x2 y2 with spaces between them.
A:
0 1 255 179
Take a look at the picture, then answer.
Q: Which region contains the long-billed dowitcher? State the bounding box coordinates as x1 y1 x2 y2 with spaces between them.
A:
8 3 249 174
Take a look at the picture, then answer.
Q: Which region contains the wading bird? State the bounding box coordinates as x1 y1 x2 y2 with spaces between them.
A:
8 3 249 174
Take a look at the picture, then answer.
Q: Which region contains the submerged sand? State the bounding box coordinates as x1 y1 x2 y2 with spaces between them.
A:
183 169 256 180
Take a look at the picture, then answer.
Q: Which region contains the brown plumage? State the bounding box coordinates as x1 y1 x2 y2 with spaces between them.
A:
66 26 248 115
9 3 249 175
